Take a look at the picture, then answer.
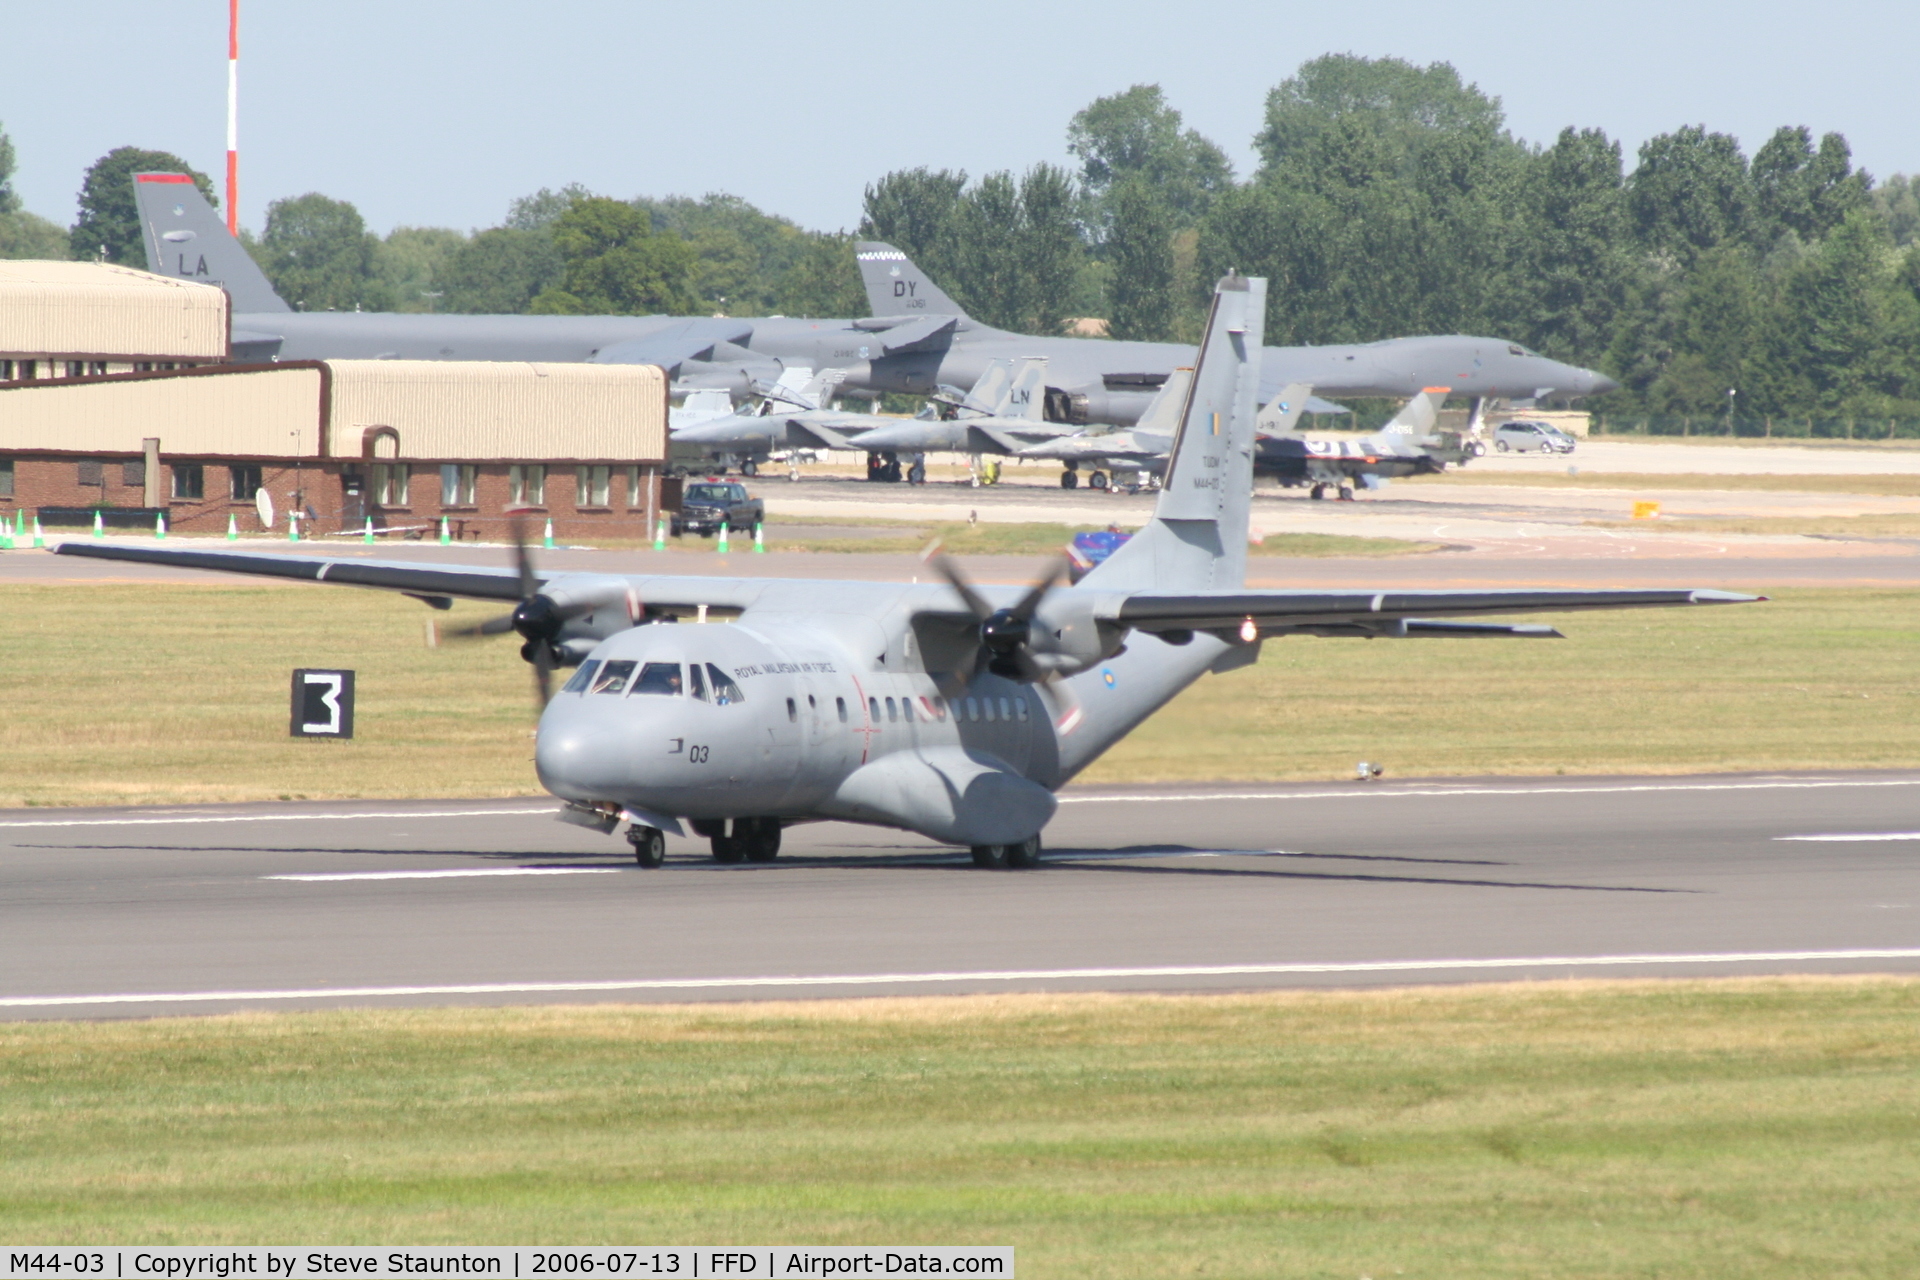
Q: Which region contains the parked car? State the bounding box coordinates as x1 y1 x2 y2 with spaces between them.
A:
672 480 764 536
1493 420 1578 454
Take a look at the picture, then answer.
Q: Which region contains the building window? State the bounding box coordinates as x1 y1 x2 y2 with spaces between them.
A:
18 360 36 379
439 463 477 506
230 464 262 501
0 459 13 498
77 460 104 486
134 362 153 372
89 361 108 376
576 464 610 507
373 463 410 506
0 361 12 381
122 460 145 488
171 463 204 500
509 464 546 507
626 465 643 507
66 361 85 378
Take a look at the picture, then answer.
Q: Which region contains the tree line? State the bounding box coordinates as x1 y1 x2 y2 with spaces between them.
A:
5 55 1919 419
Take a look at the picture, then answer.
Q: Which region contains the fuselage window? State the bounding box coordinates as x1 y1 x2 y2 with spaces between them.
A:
885 697 897 722
998 697 1011 721
868 696 880 723
964 696 978 722
836 697 848 723
930 697 946 721
808 695 818 714
1015 696 1029 722
687 662 709 702
592 660 637 695
561 660 601 695
707 664 745 705
983 697 997 723
631 662 684 696
786 697 797 722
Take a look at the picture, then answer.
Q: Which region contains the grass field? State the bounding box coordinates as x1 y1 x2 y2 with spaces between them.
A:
4 980 1920 1274
0 583 1912 806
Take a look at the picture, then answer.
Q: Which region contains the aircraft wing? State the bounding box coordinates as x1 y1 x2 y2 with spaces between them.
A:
52 542 530 601
592 319 756 372
1106 588 1760 639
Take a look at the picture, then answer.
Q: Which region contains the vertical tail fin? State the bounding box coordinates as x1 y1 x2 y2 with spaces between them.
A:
1371 387 1448 443
854 242 970 320
1254 383 1312 436
998 357 1048 421
133 172 289 314
956 359 1015 417
1081 275 1266 592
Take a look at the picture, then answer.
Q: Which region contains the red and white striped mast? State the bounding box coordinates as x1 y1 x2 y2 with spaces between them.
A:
225 0 239 236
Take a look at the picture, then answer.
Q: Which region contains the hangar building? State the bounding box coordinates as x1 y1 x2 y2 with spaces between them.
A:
0 263 670 538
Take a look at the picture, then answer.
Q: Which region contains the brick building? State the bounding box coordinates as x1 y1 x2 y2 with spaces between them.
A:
0 359 668 539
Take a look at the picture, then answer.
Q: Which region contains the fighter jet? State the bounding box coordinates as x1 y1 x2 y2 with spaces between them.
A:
135 173 1619 416
56 274 1751 868
1258 387 1484 501
848 356 1078 462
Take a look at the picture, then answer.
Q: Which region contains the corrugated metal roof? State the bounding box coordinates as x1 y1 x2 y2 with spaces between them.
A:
0 261 229 360
325 360 666 461
0 360 667 462
0 366 322 455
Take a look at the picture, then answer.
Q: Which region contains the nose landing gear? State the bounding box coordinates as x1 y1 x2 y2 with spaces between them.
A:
970 833 1043 869
627 825 665 868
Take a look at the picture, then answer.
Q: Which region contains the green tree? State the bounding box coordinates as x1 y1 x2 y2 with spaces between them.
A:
370 226 467 312
1750 126 1870 247
774 232 867 318
1104 176 1176 341
530 196 696 315
1649 245 1760 414
0 120 69 259
72 147 216 265
1626 126 1751 263
1253 54 1506 175
1521 127 1630 363
859 167 969 292
0 121 18 216
438 227 563 314
1871 174 1919 247
1067 84 1232 227
259 193 377 311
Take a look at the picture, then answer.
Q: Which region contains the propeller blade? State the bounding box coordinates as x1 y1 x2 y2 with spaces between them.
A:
920 540 994 622
532 642 554 709
438 612 519 642
1007 554 1070 621
511 516 536 603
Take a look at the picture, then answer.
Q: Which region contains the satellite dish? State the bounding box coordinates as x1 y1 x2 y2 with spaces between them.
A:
255 488 275 528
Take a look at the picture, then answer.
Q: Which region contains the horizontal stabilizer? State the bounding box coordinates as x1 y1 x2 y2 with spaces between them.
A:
876 314 959 356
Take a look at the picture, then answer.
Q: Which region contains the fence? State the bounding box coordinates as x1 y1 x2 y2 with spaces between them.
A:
1591 414 1920 441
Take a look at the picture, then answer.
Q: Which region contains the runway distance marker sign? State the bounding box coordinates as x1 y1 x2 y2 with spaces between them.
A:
290 668 354 739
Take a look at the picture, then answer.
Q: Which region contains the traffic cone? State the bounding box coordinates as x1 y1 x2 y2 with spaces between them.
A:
543 518 555 550
716 520 729 553
288 513 299 542
32 515 44 548
154 511 167 539
653 517 667 551
363 516 375 544
92 510 104 539
753 521 765 554
226 513 239 541
13 509 23 542
1 520 12 550
439 517 450 546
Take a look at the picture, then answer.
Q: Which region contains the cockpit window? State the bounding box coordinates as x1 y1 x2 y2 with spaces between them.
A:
632 662 684 696
561 660 600 694
707 663 744 705
1508 344 1539 357
687 662 709 702
591 660 635 695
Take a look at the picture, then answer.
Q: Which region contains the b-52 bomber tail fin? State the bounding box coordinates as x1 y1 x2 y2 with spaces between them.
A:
855 242 969 321
132 172 291 314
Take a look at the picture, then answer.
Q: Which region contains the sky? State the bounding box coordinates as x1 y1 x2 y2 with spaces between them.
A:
6 0 1919 238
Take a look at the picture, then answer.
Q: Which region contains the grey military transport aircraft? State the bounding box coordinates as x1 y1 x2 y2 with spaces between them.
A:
135 173 1618 419
55 275 1747 868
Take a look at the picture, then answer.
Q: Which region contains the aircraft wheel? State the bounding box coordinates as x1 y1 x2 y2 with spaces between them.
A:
970 844 1009 869
1004 833 1043 869
711 833 746 864
742 460 758 477
1338 485 1355 501
1060 471 1078 490
1309 484 1326 500
628 825 666 869
741 817 782 862
1090 471 1109 490
907 463 926 485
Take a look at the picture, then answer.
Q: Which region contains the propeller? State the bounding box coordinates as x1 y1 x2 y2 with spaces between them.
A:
920 541 1082 732
433 518 564 710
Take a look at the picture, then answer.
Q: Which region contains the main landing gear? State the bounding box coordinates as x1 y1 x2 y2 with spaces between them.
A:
1308 483 1356 501
693 816 781 863
970 833 1043 869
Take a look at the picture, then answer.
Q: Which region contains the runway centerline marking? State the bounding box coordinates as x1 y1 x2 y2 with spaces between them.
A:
1059 778 1920 804
1777 832 1920 842
266 867 623 882
0 807 557 830
7 949 1920 1009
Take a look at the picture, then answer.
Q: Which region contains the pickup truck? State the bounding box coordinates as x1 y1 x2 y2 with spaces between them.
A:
672 480 764 537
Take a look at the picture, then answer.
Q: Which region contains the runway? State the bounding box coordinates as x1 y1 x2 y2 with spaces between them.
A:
6 773 1920 1019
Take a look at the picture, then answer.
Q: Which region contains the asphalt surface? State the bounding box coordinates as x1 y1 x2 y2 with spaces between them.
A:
6 773 1920 1019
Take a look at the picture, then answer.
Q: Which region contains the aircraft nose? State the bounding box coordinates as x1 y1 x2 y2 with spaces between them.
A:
1589 371 1621 396
535 716 622 800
